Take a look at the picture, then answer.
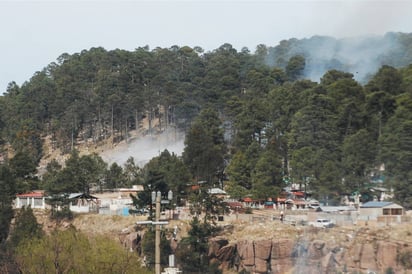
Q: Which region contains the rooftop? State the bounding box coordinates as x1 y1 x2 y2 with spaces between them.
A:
16 191 45 198
360 201 394 208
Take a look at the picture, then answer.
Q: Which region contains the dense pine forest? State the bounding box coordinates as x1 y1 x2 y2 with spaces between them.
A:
1 32 412 208
2 31 412 272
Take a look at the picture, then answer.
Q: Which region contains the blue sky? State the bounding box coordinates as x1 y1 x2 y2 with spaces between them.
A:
1 0 412 94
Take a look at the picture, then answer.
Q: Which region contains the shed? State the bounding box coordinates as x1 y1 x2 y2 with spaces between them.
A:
359 201 404 221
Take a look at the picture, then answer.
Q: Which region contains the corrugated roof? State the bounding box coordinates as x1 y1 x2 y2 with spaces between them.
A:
319 206 357 212
360 201 393 208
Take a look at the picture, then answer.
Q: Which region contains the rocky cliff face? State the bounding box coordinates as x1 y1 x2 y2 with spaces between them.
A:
70 214 412 274
206 225 412 274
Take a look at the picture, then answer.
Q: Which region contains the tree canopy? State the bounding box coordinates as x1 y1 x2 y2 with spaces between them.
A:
0 35 412 209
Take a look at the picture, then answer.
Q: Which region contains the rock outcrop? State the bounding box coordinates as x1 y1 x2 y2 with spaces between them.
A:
206 227 412 274
112 218 412 274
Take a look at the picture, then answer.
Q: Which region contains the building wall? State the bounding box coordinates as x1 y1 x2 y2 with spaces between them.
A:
70 205 90 213
15 197 47 209
358 208 382 221
359 204 404 221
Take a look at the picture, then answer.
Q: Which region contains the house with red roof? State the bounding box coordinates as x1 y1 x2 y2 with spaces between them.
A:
15 191 47 209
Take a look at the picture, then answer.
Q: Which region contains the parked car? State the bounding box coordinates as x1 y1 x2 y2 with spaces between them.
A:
309 218 334 228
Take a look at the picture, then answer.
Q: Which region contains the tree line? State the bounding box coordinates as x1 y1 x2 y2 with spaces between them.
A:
1 33 412 272
0 35 412 207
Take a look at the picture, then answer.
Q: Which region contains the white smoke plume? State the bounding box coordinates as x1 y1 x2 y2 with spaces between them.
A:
303 34 399 83
267 32 405 83
100 128 185 167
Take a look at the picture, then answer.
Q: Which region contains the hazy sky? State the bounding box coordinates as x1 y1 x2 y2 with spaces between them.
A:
1 0 412 94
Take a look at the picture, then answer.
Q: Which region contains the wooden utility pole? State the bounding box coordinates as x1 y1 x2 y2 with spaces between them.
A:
155 192 161 274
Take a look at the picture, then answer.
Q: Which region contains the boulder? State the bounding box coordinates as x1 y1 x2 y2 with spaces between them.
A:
254 239 272 273
237 239 255 266
254 239 272 260
308 239 326 260
119 231 140 251
346 242 362 269
216 244 236 260
208 236 229 257
271 238 294 274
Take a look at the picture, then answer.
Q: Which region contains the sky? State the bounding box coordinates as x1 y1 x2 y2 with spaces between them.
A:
1 0 412 94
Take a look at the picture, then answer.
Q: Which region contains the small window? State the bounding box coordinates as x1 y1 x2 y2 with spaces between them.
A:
33 198 43 206
383 208 402 215
392 208 402 215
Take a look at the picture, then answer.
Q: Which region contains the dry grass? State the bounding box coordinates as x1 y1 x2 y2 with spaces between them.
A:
33 209 412 257
71 214 192 239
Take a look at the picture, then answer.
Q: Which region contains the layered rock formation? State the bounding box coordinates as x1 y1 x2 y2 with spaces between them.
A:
206 226 412 274
118 219 412 274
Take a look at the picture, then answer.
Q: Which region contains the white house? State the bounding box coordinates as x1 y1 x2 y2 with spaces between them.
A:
208 188 228 199
15 191 47 209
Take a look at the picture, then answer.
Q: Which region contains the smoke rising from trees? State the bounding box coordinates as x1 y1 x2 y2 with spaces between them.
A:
267 32 407 83
100 128 185 167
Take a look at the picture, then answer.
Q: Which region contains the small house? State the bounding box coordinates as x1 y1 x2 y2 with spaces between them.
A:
207 188 228 199
283 198 307 210
359 201 404 223
242 197 254 207
15 191 47 209
69 193 99 213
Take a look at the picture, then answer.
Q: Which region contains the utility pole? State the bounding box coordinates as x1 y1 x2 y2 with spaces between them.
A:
137 190 173 274
155 191 161 274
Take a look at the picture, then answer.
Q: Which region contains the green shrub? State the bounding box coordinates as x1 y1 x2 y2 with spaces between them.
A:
244 207 253 214
398 250 412 269
15 228 150 274
385 267 395 274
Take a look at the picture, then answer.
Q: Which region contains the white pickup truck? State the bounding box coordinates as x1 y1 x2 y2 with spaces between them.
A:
309 218 334 228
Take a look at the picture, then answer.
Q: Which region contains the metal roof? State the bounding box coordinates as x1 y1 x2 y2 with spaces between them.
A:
360 201 394 208
319 206 357 212
68 193 98 199
207 188 227 195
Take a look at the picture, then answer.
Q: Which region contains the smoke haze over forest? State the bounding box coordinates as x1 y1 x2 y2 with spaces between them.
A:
266 33 409 83
95 28 410 173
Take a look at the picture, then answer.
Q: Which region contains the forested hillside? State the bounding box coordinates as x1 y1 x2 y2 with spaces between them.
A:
1 32 412 209
266 32 412 82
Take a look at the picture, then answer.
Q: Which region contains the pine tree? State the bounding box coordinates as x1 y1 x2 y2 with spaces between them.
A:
8 206 43 249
